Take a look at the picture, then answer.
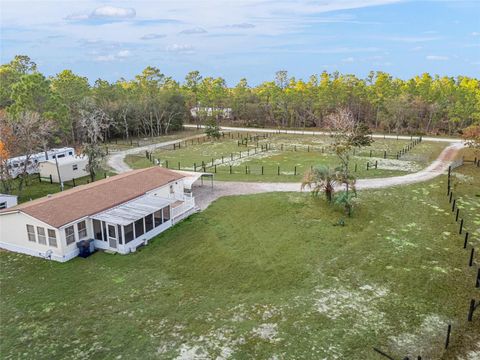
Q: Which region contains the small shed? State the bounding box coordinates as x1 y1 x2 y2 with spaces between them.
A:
39 156 89 183
0 194 18 209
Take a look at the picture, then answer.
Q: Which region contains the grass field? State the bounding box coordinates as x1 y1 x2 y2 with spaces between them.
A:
450 148 480 247
105 128 204 152
1 177 479 359
125 134 448 182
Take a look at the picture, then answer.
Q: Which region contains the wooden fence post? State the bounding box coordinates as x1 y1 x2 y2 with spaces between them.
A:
277 166 280 175
459 218 463 234
469 248 474 266
50 174 53 184
467 299 478 321
464 232 469 249
445 324 451 349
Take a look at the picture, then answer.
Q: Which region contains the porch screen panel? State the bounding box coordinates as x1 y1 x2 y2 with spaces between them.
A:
145 214 154 232
124 224 134 243
117 225 123 245
93 219 102 240
162 206 170 221
154 210 162 227
134 219 144 238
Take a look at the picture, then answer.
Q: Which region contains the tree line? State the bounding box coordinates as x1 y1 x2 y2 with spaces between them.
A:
1 54 479 151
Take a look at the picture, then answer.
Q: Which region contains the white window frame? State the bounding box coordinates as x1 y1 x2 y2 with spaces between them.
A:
26 225 36 242
48 229 57 247
77 220 87 239
65 225 75 245
37 227 47 245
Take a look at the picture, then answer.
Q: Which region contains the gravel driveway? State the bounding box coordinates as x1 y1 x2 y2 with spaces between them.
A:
192 142 464 210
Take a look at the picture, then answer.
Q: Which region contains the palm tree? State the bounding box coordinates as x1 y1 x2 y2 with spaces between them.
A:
301 165 337 202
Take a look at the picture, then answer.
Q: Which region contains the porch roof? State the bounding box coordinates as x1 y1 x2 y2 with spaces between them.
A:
170 170 212 189
90 194 172 226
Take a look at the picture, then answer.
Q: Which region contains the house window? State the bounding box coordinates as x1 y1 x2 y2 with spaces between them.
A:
57 154 65 158
154 210 162 227
68 151 73 156
134 218 144 238
72 164 78 171
77 221 87 239
124 223 134 243
65 225 75 245
169 184 174 194
26 225 36 242
0 202 6 209
162 206 170 221
93 219 102 240
145 214 154 232
37 227 47 245
48 229 57 247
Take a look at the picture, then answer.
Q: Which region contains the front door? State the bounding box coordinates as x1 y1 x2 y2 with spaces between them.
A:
107 224 117 249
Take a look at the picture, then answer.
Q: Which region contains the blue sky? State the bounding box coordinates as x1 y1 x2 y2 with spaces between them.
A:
1 0 479 85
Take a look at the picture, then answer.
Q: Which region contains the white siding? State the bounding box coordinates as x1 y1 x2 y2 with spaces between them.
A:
39 158 89 183
0 195 18 209
0 211 66 261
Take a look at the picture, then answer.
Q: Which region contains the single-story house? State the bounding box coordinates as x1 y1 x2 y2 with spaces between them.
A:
39 155 89 183
0 167 198 262
0 194 18 209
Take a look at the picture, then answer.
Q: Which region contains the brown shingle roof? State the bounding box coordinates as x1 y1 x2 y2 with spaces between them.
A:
2 167 184 228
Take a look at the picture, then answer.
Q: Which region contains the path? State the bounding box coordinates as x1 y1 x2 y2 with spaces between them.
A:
184 124 463 143
192 142 464 210
107 133 206 173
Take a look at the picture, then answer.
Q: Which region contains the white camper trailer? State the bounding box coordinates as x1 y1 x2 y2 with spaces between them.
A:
6 148 75 178
0 194 18 209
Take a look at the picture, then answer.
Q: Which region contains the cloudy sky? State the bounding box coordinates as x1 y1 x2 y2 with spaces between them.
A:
1 0 479 84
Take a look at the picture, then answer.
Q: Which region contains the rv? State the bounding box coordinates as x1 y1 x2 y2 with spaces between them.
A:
6 148 75 178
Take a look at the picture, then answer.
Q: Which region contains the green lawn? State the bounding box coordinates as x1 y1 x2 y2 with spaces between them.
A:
449 148 480 246
125 134 448 182
105 128 204 152
1 177 478 359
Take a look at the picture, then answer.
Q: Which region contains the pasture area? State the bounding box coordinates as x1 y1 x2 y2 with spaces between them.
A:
1 176 479 359
105 128 204 152
125 133 447 182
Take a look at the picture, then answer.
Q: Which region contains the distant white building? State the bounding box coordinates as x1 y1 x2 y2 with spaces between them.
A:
39 156 89 183
0 194 18 209
190 106 232 119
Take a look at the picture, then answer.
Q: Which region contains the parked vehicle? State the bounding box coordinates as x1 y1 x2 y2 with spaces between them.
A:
6 147 75 178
